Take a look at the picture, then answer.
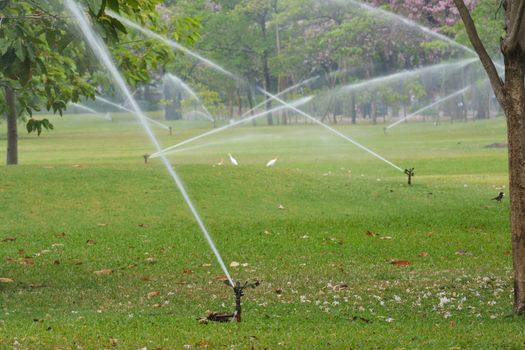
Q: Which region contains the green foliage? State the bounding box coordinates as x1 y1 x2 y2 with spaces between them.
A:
0 0 200 135
26 117 54 135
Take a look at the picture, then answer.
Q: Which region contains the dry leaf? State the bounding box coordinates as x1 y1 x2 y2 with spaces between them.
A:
0 278 14 283
1 237 16 242
138 224 149 228
366 231 376 237
379 236 393 240
230 261 240 268
197 339 211 347
419 252 429 257
146 291 160 298
215 275 228 282
151 303 162 308
183 268 192 274
55 232 66 237
277 204 285 210
97 223 107 227
455 249 473 256
72 164 82 168
391 259 411 266
93 269 113 276
426 232 433 237
21 258 34 265
201 263 212 267
141 276 152 282
86 240 96 245
145 257 156 264
53 260 60 265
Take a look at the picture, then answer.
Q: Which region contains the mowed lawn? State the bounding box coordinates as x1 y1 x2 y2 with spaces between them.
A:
0 113 519 349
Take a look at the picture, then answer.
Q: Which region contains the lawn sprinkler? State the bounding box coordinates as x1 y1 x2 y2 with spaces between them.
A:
143 153 150 164
404 168 415 185
169 126 173 136
197 280 260 324
227 280 260 322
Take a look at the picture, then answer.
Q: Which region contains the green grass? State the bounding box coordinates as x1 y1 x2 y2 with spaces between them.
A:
0 114 518 349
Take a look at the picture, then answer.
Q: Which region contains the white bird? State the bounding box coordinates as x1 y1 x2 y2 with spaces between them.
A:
266 157 278 167
228 153 238 166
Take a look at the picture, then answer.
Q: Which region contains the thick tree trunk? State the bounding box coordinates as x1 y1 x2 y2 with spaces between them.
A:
5 86 17 165
504 53 525 314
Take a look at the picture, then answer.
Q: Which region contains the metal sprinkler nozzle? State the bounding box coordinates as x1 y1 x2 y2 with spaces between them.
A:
225 280 260 322
143 154 150 164
404 168 415 185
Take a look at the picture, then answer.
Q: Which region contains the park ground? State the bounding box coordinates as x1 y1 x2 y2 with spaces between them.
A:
0 114 521 349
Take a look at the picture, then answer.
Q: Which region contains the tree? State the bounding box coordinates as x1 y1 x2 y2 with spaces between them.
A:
452 0 525 314
0 0 198 165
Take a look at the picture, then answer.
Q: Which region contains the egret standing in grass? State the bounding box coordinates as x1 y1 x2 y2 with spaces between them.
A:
266 157 278 167
228 153 238 166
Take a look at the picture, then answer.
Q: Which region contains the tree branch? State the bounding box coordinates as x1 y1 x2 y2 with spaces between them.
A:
453 0 505 104
502 0 525 53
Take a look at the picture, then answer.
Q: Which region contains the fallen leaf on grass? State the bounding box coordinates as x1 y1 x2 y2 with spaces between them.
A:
97 223 107 227
145 257 156 264
1 237 16 242
21 258 34 265
333 283 349 291
379 236 393 240
138 224 149 228
72 164 82 168
55 232 66 237
151 303 162 308
366 231 376 237
93 269 113 276
197 339 211 347
230 261 240 268
455 249 473 256
391 259 411 266
0 278 14 283
201 263 212 267
351 316 370 323
53 260 60 265
277 204 285 210
146 291 160 298
86 240 96 245
141 276 152 282
215 275 228 282
426 232 434 237
419 252 429 257
183 268 192 274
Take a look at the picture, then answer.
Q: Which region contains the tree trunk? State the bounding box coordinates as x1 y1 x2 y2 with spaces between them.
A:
504 53 525 314
261 21 273 126
350 92 356 125
371 93 377 125
164 84 181 120
5 86 17 165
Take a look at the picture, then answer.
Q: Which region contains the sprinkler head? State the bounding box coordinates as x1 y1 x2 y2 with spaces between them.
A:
224 279 260 322
169 126 173 136
404 168 415 185
143 154 150 164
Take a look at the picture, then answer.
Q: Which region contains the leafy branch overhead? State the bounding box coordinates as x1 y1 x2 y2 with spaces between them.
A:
0 0 200 134
26 118 54 136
